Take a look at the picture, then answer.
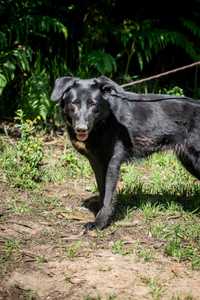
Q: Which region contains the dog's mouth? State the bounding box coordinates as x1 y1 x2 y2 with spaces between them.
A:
76 132 89 142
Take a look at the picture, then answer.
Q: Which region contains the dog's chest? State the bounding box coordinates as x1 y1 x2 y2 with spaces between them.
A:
71 139 89 156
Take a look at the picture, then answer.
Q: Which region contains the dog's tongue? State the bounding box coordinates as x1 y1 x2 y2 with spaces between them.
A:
76 132 88 142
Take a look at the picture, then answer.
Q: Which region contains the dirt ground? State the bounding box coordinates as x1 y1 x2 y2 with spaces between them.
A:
0 137 200 300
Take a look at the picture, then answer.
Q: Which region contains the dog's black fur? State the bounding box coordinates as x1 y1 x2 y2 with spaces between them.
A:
51 75 200 230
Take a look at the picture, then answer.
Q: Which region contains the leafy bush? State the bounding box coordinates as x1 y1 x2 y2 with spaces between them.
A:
163 86 184 96
83 50 117 75
21 67 52 121
0 110 44 189
0 46 32 96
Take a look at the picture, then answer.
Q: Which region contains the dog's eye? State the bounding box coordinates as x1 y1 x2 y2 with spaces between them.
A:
72 99 80 105
87 99 96 107
102 85 112 93
67 103 75 113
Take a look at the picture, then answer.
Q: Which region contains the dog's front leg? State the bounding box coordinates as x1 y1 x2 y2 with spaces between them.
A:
85 141 124 230
89 158 107 204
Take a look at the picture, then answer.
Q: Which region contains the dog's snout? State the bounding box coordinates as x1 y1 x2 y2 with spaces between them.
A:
75 126 88 133
75 125 89 141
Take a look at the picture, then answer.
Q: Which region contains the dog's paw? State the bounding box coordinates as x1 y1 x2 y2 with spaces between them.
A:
83 220 107 231
84 222 97 231
84 207 113 231
94 207 112 230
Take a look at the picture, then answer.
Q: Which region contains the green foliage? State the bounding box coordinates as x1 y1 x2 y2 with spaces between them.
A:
163 223 200 264
117 19 200 76
181 19 200 39
1 1 200 120
163 86 184 96
0 110 44 189
21 67 52 121
63 149 92 178
13 15 68 40
0 0 68 120
118 19 159 73
15 110 43 169
0 73 7 95
83 50 117 75
0 46 32 95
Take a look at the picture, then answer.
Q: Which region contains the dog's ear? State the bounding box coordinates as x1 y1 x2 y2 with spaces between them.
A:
95 76 124 94
96 76 132 131
51 76 77 101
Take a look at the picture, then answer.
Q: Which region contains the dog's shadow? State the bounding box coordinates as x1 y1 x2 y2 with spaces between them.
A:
81 196 102 216
117 190 200 221
82 190 200 222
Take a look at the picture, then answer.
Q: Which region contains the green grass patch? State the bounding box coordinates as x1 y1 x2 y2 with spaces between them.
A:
141 276 164 300
111 240 127 255
42 147 92 183
0 239 21 274
150 220 200 267
121 152 200 198
8 198 32 215
117 152 200 267
137 247 154 262
65 241 82 259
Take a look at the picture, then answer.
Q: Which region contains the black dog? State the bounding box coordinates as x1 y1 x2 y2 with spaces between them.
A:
51 76 200 230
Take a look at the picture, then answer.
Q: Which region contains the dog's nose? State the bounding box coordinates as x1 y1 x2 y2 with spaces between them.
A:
75 127 88 133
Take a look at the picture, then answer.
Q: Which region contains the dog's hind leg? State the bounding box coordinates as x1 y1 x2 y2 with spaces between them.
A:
176 143 200 180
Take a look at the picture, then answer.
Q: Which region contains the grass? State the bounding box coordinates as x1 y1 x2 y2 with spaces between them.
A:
117 152 200 268
111 239 155 261
2 239 20 260
150 219 200 267
8 198 32 214
0 113 91 190
171 296 195 300
0 239 21 274
121 152 200 198
65 241 82 259
140 202 162 220
111 240 127 255
137 247 154 262
42 147 92 183
142 276 164 300
35 255 47 264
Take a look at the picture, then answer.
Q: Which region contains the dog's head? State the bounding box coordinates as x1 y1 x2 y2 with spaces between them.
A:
51 76 123 141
